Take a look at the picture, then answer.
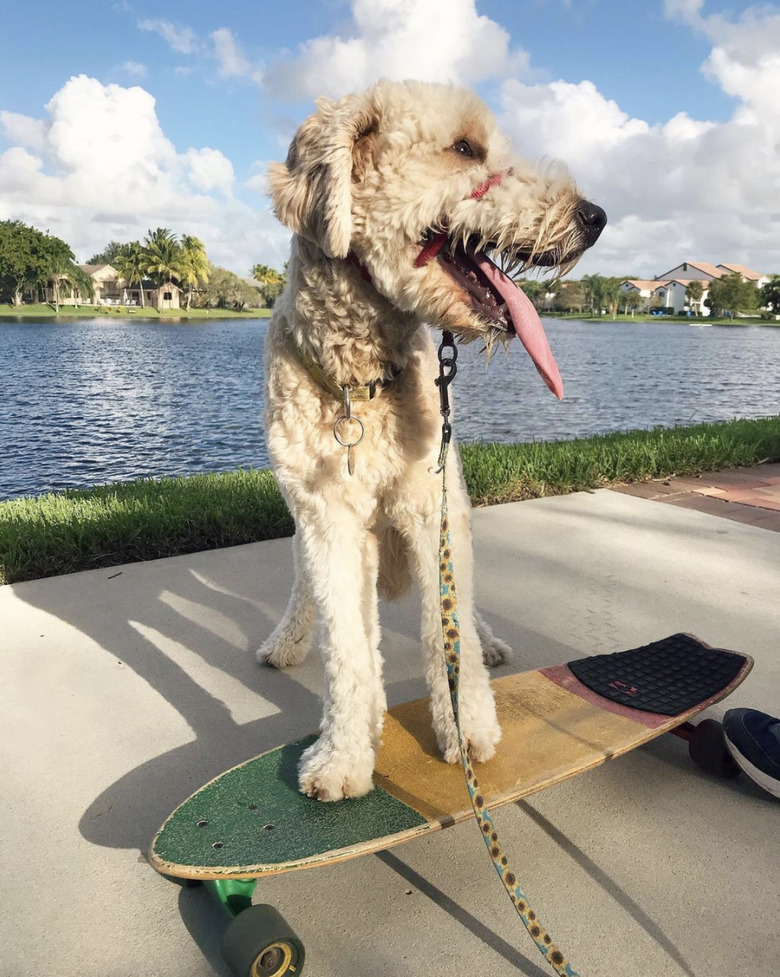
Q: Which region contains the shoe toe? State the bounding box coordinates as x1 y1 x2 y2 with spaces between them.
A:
724 708 780 778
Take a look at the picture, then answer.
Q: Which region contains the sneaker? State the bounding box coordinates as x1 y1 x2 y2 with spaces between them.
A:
723 709 780 799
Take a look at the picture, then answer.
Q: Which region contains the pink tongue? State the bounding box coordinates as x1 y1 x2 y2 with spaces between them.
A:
468 249 564 399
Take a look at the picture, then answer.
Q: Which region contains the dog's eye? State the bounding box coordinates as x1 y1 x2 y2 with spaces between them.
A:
452 139 475 158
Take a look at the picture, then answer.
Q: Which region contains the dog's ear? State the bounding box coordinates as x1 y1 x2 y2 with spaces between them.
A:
268 93 378 259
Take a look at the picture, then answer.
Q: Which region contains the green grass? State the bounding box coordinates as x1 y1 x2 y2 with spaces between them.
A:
0 469 292 585
547 312 779 326
0 303 272 320
459 417 780 505
2 416 779 585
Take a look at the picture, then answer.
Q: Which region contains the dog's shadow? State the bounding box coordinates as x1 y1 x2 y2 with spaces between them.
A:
14 540 707 976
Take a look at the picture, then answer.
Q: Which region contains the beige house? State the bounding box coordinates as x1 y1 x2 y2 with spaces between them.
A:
620 261 769 316
37 263 181 309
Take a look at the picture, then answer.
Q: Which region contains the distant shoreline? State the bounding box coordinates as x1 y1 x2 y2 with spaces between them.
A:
0 303 272 321
2 304 777 327
544 312 780 327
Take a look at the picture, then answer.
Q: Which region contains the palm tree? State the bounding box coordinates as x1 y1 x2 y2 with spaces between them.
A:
581 274 605 315
179 235 210 311
144 227 183 311
114 241 148 308
62 263 94 307
251 263 286 306
685 280 704 316
602 277 623 319
43 234 85 313
623 291 643 317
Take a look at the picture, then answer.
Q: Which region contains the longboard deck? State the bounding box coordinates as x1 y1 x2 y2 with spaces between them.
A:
149 634 751 881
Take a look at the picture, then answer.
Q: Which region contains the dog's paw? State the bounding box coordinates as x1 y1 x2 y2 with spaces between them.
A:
256 630 311 669
298 738 375 802
442 723 501 765
436 694 502 766
481 634 512 668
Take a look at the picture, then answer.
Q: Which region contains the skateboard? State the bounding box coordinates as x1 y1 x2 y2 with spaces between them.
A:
149 633 752 977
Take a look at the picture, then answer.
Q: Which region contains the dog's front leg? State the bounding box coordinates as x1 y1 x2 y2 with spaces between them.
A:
400 483 501 766
295 514 385 801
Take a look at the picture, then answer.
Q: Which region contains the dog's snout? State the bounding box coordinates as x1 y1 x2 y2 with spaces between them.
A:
576 200 607 246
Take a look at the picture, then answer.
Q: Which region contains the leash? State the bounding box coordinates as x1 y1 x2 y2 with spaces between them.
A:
435 330 579 977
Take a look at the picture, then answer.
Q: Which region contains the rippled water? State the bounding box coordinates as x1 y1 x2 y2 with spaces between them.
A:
2 317 779 500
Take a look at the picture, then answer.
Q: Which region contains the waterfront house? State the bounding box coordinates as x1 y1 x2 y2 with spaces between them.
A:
620 261 769 316
35 264 181 309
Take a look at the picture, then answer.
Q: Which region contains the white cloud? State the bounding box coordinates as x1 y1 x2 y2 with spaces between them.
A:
0 75 288 275
211 27 249 78
137 18 199 55
267 0 531 99
0 111 48 152
258 0 779 276
496 3 780 276
245 161 271 194
184 146 234 194
118 60 147 77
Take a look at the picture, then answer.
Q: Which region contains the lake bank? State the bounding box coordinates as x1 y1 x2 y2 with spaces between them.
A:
2 416 779 585
4 304 777 327
546 311 780 327
0 303 272 320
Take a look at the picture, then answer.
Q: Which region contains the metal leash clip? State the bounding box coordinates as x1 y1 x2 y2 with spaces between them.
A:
431 330 458 474
333 385 365 476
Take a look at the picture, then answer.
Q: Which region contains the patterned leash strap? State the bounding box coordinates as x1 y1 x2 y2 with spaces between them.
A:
435 333 580 977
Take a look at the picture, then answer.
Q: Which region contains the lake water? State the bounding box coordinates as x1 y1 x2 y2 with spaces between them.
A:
2 317 779 500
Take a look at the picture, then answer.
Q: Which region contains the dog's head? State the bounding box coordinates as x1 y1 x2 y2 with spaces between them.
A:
269 80 605 398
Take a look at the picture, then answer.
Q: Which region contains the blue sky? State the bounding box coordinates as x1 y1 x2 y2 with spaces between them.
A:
1 0 777 278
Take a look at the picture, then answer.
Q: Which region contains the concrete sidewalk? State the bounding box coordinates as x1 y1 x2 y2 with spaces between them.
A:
1 488 778 977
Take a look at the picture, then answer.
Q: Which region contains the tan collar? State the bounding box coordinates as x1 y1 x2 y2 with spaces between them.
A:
293 342 403 402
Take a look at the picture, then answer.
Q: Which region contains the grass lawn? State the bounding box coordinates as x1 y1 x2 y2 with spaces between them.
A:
2 416 779 585
0 303 272 320
547 312 779 326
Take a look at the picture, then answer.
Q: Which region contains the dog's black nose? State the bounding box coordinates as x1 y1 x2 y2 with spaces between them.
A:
576 200 607 246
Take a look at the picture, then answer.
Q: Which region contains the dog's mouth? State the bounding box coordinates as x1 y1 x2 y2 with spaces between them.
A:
418 232 565 399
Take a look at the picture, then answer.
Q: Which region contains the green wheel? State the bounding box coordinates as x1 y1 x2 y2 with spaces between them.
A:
222 904 305 977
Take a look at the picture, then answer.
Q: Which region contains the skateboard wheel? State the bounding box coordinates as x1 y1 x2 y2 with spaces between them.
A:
688 719 740 779
222 904 305 977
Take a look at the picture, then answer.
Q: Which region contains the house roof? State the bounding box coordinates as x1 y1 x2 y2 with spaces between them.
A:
622 279 664 291
78 263 117 275
653 261 721 280
140 280 182 291
716 263 764 280
682 261 722 278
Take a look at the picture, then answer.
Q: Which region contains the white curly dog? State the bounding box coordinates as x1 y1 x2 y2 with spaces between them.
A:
257 80 605 801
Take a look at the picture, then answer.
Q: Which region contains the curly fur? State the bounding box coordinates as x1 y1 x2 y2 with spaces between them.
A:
257 80 601 801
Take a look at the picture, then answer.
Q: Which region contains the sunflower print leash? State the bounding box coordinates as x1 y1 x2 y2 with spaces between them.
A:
435 332 579 977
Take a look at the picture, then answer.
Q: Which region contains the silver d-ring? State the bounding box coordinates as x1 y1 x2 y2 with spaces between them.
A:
333 414 365 448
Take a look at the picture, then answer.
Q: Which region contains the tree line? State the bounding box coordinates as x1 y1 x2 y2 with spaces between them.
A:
517 272 780 318
0 220 288 312
4 219 777 320
0 221 93 308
